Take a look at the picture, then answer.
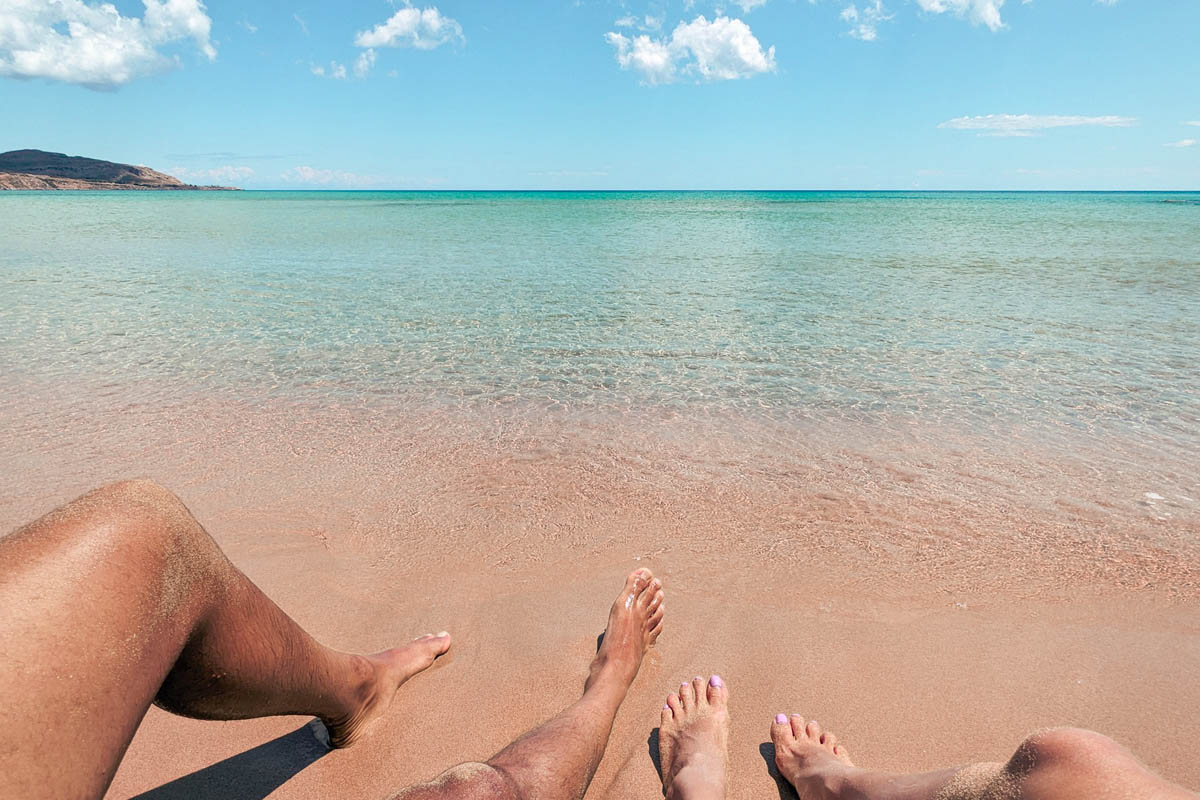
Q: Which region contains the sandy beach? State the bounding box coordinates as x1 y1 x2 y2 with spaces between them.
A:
2 393 1195 799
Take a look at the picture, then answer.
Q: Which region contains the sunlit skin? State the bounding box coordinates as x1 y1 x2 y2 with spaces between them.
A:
0 480 663 800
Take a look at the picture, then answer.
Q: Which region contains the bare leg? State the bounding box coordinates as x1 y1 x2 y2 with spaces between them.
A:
770 714 1197 800
0 480 450 800
659 675 730 800
393 568 665 800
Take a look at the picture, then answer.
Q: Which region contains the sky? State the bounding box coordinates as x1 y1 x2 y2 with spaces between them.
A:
0 0 1197 190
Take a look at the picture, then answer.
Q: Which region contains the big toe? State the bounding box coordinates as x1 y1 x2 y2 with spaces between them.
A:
625 568 654 596
705 675 728 708
771 713 796 748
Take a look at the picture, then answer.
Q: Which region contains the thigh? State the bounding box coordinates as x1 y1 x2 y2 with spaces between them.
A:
0 484 205 799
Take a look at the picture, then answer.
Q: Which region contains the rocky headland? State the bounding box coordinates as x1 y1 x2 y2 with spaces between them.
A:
0 149 239 190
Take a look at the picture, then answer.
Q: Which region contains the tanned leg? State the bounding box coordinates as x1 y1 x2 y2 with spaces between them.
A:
769 714 1197 800
0 480 450 800
659 675 731 800
392 568 665 800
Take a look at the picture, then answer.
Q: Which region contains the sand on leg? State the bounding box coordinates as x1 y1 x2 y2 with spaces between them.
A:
0 480 450 800
769 714 1197 800
392 568 665 800
658 674 730 800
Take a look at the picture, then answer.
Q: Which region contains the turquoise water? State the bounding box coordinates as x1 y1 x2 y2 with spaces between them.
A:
2 191 1199 449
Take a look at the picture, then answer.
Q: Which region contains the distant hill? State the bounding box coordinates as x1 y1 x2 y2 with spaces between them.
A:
0 149 239 191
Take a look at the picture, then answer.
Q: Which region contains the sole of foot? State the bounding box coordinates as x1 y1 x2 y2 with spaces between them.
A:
324 631 452 748
660 674 730 800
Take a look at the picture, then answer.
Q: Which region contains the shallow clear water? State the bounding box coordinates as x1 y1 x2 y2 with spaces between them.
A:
3 191 1198 443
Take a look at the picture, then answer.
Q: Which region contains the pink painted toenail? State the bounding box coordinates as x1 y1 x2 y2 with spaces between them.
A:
664 704 671 710
710 675 724 687
776 714 788 724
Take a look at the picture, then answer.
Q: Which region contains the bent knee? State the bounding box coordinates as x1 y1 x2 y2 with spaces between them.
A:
1008 728 1128 775
47 479 209 564
418 762 519 800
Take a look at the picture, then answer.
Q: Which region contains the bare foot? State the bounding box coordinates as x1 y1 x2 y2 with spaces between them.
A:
323 631 452 748
771 713 855 800
586 568 664 691
660 675 730 800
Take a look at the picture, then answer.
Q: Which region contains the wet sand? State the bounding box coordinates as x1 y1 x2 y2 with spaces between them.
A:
0 395 1197 798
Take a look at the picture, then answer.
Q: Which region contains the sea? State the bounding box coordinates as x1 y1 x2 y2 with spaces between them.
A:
2 191 1198 592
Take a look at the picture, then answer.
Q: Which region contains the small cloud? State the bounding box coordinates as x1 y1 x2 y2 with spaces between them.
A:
938 114 1137 136
311 61 347 79
170 165 255 184
1184 121 1200 127
842 0 893 41
354 6 464 50
1165 139 1197 148
294 14 309 35
354 48 376 78
915 0 1006 32
734 0 770 10
281 166 381 187
530 168 611 177
614 15 637 27
606 15 776 85
239 19 258 34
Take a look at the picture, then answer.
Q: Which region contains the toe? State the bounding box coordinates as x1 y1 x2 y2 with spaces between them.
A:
679 680 696 709
626 568 653 595
789 714 806 739
647 589 664 614
807 720 822 742
661 703 673 727
638 578 663 609
705 675 728 707
822 731 837 750
667 692 682 715
691 676 707 705
771 713 795 747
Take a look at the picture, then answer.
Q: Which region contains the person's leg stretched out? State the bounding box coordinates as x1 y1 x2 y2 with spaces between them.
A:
770 712 1196 800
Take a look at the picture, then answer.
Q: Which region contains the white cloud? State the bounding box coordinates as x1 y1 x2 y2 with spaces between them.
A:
1185 121 1200 127
734 0 770 11
281 166 381 187
238 19 257 33
0 0 216 89
841 0 892 40
606 15 775 85
916 0 1007 31
354 6 464 50
1165 139 1196 148
311 60 347 79
614 14 637 27
938 114 1137 136
169 165 255 183
293 13 308 35
354 48 376 78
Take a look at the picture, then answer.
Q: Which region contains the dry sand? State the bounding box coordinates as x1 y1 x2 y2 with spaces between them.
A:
0 394 1196 799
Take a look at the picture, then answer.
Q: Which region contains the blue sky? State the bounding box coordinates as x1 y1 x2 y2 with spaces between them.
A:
1 0 1197 189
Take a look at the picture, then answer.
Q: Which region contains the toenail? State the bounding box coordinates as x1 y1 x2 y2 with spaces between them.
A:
664 704 670 710
775 714 788 724
694 676 703 681
437 631 449 637
710 675 724 687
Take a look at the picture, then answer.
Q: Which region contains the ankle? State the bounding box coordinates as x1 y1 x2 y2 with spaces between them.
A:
787 764 854 800
586 652 638 691
666 757 727 800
